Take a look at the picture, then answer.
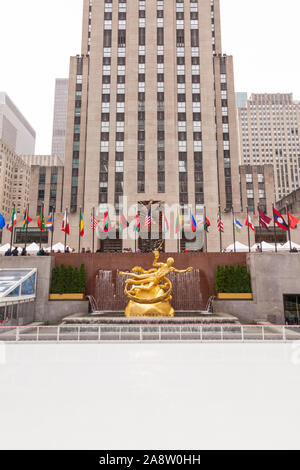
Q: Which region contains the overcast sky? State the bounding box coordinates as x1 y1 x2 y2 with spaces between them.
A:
1 0 300 154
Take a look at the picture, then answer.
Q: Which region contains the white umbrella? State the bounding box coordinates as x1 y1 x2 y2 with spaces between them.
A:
26 242 40 254
226 241 249 252
278 241 300 251
45 242 70 253
0 243 14 253
251 241 276 252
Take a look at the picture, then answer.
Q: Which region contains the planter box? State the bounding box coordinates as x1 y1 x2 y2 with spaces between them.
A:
49 293 85 301
216 293 253 300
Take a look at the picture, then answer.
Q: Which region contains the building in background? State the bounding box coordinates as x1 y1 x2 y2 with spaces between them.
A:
237 93 300 202
239 164 274 215
51 79 69 163
60 0 242 252
277 187 300 215
0 92 36 155
235 92 247 110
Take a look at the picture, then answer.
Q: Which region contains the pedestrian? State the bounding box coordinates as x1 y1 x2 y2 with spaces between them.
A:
12 247 19 256
21 248 27 256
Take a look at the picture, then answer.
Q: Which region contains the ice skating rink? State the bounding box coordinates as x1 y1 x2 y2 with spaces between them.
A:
0 342 300 450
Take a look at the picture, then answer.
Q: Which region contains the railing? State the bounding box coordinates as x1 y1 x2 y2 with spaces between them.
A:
0 324 300 343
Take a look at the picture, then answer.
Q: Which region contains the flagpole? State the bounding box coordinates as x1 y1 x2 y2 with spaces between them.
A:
64 208 68 251
218 205 222 253
204 206 208 253
10 203 15 251
39 203 44 250
272 203 277 253
78 207 81 254
92 207 95 254
286 205 292 252
258 205 263 252
246 206 251 253
51 211 54 252
232 206 236 253
25 204 29 250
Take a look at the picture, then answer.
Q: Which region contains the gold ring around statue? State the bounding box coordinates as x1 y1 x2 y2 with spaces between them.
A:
124 278 172 304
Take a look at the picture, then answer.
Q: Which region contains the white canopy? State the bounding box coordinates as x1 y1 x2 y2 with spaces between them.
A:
45 242 70 253
226 241 249 252
277 241 300 251
0 243 14 253
26 242 40 253
251 241 276 252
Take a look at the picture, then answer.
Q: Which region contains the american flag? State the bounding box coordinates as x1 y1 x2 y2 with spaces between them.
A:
217 214 224 233
90 215 99 230
144 209 151 227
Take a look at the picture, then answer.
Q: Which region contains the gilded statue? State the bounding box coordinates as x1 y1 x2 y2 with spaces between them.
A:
120 249 193 317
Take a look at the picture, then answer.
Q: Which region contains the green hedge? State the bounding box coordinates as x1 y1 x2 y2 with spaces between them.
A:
50 264 86 294
215 264 251 294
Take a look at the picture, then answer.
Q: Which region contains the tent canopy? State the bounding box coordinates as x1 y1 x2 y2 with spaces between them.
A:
251 241 275 252
278 241 300 251
226 241 249 252
26 243 40 253
45 242 70 253
0 243 13 253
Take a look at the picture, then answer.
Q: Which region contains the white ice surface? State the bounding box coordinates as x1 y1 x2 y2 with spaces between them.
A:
0 342 300 450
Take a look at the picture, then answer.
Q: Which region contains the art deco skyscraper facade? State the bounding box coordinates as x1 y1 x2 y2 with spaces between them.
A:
63 0 241 251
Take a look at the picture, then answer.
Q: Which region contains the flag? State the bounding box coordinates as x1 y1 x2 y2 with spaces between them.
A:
8 208 16 233
217 214 224 233
120 214 129 232
134 214 141 232
23 208 32 230
79 209 84 237
288 212 299 230
46 214 54 232
234 219 243 233
103 211 112 232
0 214 6 230
190 212 197 232
90 215 99 230
245 214 255 232
204 217 211 233
175 210 182 234
37 207 45 232
273 208 288 231
144 209 151 228
62 210 70 235
162 213 169 234
258 207 271 230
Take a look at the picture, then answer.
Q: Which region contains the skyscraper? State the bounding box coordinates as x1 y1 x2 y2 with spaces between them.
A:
62 0 241 251
237 93 300 201
0 92 36 155
51 79 69 162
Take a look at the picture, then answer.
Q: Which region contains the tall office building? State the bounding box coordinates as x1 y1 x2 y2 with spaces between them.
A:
51 79 69 162
60 0 241 251
238 93 300 202
0 92 36 155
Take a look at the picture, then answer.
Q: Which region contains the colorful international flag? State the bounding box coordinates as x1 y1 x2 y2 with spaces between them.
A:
217 214 224 233
288 212 299 230
90 215 99 230
79 209 84 237
175 209 182 234
120 214 129 232
190 212 197 233
134 214 141 232
37 207 45 232
0 214 5 230
245 214 255 232
234 219 243 233
258 207 271 230
204 217 211 233
144 209 151 228
162 213 169 234
8 208 16 233
273 208 288 231
23 208 32 230
61 210 70 235
103 211 112 233
46 214 54 232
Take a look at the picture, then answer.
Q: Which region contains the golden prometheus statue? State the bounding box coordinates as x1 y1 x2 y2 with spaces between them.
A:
120 246 193 317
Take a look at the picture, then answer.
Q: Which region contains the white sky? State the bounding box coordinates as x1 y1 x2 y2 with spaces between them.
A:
0 0 300 154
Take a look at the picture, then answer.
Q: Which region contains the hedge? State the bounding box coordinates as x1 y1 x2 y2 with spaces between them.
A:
215 264 251 293
50 264 86 294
